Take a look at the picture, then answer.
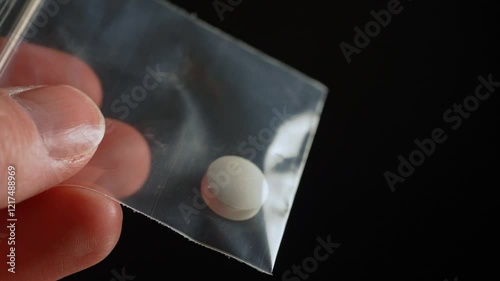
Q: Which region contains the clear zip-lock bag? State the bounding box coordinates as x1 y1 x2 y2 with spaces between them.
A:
0 0 328 274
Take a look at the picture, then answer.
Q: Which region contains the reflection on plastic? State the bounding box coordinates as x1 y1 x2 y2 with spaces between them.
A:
263 112 321 265
2 0 328 274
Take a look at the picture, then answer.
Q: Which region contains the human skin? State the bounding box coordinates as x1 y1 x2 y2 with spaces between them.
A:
0 40 150 280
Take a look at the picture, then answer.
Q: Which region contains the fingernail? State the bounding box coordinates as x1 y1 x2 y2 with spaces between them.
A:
11 85 105 159
4 85 44 95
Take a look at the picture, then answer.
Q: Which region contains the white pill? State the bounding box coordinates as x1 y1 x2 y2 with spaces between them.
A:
201 156 269 221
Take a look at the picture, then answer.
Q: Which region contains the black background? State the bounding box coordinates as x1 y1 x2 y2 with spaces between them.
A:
65 0 499 280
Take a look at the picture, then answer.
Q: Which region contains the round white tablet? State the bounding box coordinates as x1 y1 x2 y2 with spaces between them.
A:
201 156 269 221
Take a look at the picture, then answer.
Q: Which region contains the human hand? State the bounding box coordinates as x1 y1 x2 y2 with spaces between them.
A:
0 41 151 280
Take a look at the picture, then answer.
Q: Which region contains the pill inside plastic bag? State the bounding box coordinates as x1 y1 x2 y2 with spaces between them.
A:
0 0 328 274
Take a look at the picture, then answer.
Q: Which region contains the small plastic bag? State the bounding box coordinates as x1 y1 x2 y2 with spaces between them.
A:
0 0 328 274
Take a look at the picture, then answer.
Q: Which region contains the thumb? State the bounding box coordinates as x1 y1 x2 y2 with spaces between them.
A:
0 85 105 208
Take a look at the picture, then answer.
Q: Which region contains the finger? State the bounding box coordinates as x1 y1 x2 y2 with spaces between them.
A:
64 119 151 198
0 39 103 106
0 185 122 281
0 85 105 208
